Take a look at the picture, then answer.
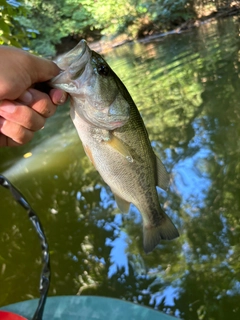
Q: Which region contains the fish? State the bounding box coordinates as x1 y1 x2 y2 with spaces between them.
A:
50 40 179 253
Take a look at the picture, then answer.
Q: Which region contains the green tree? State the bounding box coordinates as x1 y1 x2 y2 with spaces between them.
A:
0 0 30 47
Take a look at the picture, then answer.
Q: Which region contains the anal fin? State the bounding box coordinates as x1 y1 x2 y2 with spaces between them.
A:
114 193 130 213
155 155 170 191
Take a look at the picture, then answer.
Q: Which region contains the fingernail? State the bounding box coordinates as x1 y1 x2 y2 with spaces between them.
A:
0 101 16 113
58 91 67 104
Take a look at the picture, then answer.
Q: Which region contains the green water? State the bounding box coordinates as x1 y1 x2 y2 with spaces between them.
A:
1 17 240 319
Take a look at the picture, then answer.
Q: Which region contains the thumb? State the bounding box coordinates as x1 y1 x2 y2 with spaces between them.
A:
0 46 61 101
29 54 61 83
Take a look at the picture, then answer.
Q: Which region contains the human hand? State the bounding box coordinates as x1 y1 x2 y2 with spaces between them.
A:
0 46 68 147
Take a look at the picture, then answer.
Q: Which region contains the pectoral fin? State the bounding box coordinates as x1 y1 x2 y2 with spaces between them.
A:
104 134 133 162
114 193 130 213
155 155 170 191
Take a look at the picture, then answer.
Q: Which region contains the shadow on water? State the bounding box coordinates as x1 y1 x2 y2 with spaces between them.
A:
0 17 240 319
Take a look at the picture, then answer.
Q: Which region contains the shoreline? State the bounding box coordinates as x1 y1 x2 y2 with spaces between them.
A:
89 5 240 54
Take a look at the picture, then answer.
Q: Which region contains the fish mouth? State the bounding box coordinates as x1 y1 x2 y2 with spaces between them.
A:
55 40 88 70
50 40 91 90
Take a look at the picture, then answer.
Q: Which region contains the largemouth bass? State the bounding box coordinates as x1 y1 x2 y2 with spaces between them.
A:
50 40 179 253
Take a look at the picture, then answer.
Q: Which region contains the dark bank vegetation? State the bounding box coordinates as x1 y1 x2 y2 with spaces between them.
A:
1 0 240 56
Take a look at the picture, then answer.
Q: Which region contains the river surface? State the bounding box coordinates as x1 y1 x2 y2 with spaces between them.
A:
0 17 240 320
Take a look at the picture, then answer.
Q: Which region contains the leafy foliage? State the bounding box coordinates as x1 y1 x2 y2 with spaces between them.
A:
0 0 30 47
1 0 238 56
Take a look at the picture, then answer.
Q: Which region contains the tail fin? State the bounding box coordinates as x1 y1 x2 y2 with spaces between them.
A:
143 214 179 254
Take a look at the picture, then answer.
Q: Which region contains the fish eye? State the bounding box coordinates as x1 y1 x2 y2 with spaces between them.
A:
97 65 109 76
